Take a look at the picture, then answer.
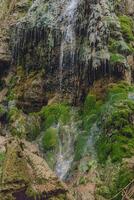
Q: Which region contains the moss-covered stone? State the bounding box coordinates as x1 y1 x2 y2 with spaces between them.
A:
40 103 71 129
109 39 131 55
42 127 58 151
96 82 134 163
110 53 126 65
8 106 41 140
119 15 134 42
0 139 71 200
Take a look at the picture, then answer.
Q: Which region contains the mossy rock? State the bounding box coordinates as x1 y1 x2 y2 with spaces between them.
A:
96 83 134 163
40 103 71 129
1 140 30 188
8 107 41 140
108 39 131 55
74 133 88 161
119 15 134 42
42 127 58 151
110 53 126 65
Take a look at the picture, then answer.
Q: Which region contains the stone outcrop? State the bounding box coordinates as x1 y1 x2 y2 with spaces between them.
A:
0 0 133 106
0 138 73 199
118 0 134 16
9 67 47 112
0 0 31 67
9 0 133 104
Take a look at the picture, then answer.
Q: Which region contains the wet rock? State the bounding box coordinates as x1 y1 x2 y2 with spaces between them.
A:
0 0 32 69
9 0 131 105
8 68 47 113
0 139 73 200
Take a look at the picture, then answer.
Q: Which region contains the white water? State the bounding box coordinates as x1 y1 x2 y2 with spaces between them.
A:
59 0 79 91
55 120 78 180
86 123 100 160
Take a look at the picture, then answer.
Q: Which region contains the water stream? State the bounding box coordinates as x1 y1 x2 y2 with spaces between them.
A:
55 119 78 180
86 123 99 160
55 1 79 178
59 0 79 91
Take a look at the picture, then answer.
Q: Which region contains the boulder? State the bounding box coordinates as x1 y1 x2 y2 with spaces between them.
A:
0 139 73 200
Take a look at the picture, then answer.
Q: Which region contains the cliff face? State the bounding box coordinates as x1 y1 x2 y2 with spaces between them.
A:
0 138 73 200
0 0 32 70
0 0 133 106
10 0 134 104
0 0 134 200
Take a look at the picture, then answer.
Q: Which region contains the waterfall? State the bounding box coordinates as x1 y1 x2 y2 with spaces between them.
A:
86 123 99 160
59 0 79 91
55 119 78 180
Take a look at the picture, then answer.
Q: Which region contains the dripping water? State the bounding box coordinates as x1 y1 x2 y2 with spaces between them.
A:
59 0 79 91
55 115 78 180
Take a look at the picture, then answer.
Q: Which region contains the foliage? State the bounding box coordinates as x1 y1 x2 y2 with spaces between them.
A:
42 127 58 151
110 53 126 64
108 39 131 55
8 107 40 139
8 107 27 138
74 94 102 161
74 133 88 161
0 152 5 167
96 82 134 163
27 112 41 141
119 15 134 42
109 167 134 200
82 94 102 130
40 103 71 129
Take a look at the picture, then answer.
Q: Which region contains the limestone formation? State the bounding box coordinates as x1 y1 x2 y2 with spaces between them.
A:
0 139 73 200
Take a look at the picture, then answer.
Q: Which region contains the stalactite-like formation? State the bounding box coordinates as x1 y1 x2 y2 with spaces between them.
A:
11 0 130 104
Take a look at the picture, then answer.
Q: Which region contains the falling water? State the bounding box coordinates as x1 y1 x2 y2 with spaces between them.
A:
59 0 79 91
86 123 100 160
55 120 78 180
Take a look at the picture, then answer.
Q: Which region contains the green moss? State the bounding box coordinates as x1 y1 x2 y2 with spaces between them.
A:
27 112 41 141
1 141 30 186
96 83 134 163
7 75 18 101
108 39 131 55
42 127 58 151
74 92 104 162
0 152 5 164
8 107 40 140
110 53 126 65
83 95 96 114
8 107 27 138
107 82 133 101
119 15 134 42
0 152 5 177
44 151 56 169
79 176 87 185
121 126 134 138
40 103 70 129
0 105 6 117
74 133 88 161
82 94 102 130
110 167 134 200
74 94 103 161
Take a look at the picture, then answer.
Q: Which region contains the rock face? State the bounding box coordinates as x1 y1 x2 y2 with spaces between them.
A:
9 0 133 104
119 0 134 16
0 0 133 107
0 139 72 200
0 1 133 200
10 67 47 112
0 0 32 71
